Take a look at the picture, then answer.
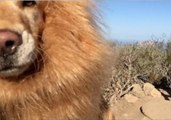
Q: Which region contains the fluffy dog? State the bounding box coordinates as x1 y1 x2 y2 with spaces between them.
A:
0 1 114 120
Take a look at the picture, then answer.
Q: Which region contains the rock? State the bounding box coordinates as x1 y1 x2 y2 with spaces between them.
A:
143 83 162 98
131 84 145 98
141 99 171 120
159 88 170 96
124 94 138 103
158 89 171 100
150 89 162 97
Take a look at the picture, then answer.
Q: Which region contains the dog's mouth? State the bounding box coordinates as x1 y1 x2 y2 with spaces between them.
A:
0 65 23 71
0 66 18 74
0 63 30 77
0 66 14 71
0 57 29 77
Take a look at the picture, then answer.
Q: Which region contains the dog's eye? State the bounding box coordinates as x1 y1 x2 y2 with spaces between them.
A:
22 1 36 7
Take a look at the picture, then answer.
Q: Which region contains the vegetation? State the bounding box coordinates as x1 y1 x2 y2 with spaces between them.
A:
104 40 171 103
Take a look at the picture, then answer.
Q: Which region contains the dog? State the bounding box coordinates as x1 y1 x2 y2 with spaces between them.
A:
0 1 115 120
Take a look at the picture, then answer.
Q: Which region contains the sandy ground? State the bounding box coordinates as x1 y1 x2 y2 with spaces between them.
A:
113 96 162 120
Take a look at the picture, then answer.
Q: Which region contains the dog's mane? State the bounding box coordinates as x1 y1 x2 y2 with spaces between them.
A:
0 1 113 119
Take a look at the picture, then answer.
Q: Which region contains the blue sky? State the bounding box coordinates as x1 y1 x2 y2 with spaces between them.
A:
99 0 171 43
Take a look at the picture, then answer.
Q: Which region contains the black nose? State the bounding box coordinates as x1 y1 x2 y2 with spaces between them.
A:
0 30 22 57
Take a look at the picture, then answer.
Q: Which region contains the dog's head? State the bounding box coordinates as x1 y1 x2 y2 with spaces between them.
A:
0 1 44 77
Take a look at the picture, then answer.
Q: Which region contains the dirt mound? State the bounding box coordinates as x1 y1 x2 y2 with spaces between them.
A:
112 83 171 120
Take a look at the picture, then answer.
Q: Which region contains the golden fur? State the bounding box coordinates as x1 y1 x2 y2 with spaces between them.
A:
0 1 115 120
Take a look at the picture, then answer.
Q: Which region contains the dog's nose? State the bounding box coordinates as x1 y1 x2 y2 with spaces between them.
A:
0 30 22 57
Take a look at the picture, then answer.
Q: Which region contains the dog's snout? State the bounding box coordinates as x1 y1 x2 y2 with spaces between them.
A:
0 30 22 57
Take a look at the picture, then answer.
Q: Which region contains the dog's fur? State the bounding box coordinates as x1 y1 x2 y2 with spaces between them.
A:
0 1 115 120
